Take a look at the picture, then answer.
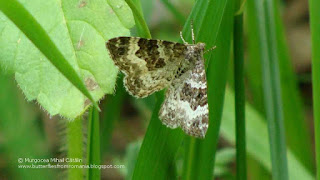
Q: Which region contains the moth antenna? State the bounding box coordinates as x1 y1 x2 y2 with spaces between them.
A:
204 46 217 54
180 31 187 44
191 20 195 44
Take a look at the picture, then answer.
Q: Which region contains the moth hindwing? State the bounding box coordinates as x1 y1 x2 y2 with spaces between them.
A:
106 36 209 138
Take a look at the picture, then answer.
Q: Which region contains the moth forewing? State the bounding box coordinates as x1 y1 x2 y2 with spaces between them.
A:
106 36 209 138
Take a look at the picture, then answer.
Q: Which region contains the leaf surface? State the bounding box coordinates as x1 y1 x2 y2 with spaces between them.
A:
0 0 134 118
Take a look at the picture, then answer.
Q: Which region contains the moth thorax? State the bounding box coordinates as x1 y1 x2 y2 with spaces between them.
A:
185 44 204 64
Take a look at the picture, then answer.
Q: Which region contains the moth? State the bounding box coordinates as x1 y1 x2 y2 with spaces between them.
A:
106 23 215 138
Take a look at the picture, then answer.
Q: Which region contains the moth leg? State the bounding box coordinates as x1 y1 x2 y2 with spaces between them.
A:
180 31 187 44
204 45 217 54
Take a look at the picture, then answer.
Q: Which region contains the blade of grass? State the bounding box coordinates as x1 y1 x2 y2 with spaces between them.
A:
182 0 234 179
246 0 314 173
182 137 198 180
245 22 265 115
0 0 100 111
87 107 100 180
133 91 185 179
274 0 314 170
246 0 289 178
234 12 247 180
125 0 151 39
309 0 320 177
67 117 84 180
195 2 234 179
264 0 289 178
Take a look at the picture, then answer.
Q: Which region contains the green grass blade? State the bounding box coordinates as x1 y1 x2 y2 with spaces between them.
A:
183 137 198 180
233 13 247 180
221 89 314 180
246 0 314 173
183 0 234 179
0 0 100 111
309 0 320 177
274 2 314 171
132 91 185 179
246 0 289 178
265 0 289 178
245 19 265 114
125 0 151 39
87 107 101 180
67 117 84 180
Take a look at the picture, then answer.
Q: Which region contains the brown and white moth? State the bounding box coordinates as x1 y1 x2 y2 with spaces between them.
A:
106 24 215 138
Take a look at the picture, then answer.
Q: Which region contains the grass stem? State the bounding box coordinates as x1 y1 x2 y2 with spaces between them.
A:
261 0 289 178
125 0 151 38
67 117 84 180
233 13 247 180
87 107 101 180
309 0 320 177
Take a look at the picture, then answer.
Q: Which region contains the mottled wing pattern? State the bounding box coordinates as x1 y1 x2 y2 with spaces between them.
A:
159 58 208 138
106 37 187 98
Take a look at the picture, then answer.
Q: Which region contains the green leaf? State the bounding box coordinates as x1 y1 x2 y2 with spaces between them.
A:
107 0 135 29
0 0 134 118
